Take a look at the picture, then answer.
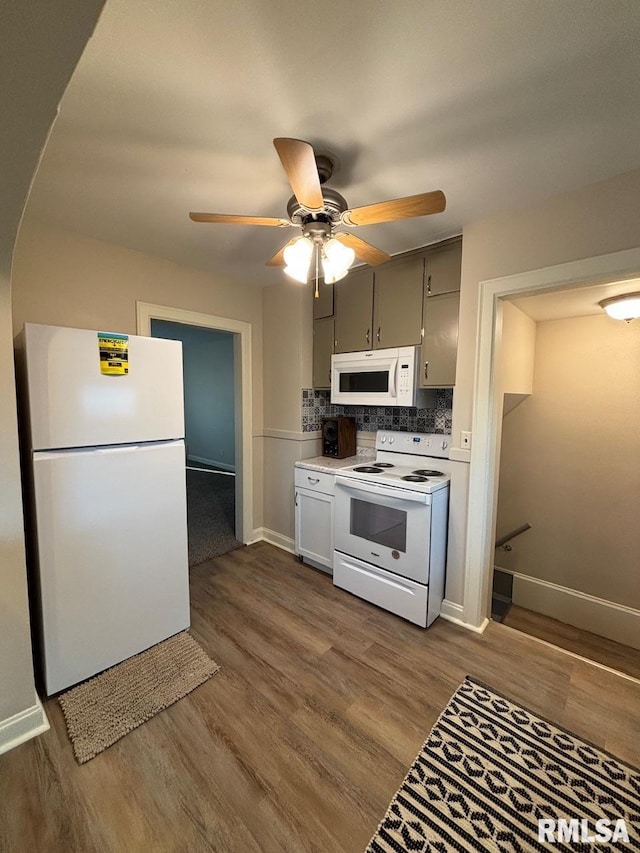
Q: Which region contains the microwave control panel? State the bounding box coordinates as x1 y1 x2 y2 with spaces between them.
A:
396 347 416 404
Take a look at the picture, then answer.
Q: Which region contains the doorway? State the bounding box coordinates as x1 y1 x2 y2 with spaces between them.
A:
490 291 640 678
151 319 242 565
136 303 254 553
463 247 640 655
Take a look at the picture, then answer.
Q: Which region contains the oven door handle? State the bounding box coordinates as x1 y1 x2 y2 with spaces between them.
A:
335 476 429 503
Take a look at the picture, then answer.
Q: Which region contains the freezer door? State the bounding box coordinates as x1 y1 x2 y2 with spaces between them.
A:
24 324 184 450
33 440 190 694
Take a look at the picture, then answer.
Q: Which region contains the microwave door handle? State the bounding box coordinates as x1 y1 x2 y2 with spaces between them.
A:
335 476 429 503
388 359 398 396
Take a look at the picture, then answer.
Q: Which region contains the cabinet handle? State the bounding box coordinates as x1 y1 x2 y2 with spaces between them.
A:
328 369 331 383
366 328 370 345
427 274 432 295
307 477 320 485
377 326 381 343
294 491 298 507
424 362 429 380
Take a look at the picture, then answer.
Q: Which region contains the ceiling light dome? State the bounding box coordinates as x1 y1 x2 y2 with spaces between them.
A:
599 292 640 322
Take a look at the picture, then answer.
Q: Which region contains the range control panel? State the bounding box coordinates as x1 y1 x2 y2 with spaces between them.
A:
375 431 450 458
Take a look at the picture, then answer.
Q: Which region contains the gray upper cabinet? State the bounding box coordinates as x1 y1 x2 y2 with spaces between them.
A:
424 241 462 296
334 268 374 353
312 316 334 389
313 280 334 320
419 291 460 388
372 255 424 349
327 239 462 385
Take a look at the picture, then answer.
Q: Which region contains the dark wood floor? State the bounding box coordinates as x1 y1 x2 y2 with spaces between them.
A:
2 542 640 852
503 603 640 680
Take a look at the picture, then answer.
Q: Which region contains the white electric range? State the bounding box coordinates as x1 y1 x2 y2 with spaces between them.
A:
333 430 451 627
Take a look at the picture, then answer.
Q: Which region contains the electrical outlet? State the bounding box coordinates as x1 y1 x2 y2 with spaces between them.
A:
461 431 472 449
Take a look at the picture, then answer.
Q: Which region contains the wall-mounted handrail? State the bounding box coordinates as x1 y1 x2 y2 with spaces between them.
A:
495 523 531 550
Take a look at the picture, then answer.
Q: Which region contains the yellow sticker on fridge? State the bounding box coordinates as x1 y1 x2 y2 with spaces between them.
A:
98 332 129 375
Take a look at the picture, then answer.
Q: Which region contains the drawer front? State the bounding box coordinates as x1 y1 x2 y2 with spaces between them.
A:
333 552 428 627
294 468 335 494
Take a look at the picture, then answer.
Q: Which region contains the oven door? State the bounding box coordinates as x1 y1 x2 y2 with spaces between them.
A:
334 476 432 583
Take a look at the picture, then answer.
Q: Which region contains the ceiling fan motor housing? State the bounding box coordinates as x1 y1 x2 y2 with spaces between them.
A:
287 187 348 227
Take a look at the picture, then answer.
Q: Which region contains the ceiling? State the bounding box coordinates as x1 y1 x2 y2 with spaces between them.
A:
24 0 640 288
509 277 640 322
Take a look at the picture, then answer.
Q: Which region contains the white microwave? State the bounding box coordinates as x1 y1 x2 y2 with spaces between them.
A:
331 346 421 407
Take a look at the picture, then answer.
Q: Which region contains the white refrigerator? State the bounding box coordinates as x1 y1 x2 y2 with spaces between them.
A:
22 323 191 695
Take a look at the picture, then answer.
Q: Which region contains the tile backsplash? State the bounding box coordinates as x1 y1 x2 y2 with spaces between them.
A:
301 388 453 434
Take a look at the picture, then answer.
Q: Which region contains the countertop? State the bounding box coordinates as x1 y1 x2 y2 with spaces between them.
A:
295 449 375 474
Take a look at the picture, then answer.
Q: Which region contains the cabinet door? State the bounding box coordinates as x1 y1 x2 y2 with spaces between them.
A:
334 268 374 353
313 280 334 319
294 487 333 570
419 292 460 388
425 242 462 296
373 256 424 349
313 317 334 389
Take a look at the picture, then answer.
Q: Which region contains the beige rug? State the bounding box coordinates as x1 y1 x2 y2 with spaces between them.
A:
59 631 220 764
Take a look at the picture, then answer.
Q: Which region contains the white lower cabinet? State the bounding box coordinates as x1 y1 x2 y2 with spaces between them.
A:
294 467 334 573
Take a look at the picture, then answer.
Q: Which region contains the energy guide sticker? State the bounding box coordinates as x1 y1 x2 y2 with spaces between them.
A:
98 332 129 375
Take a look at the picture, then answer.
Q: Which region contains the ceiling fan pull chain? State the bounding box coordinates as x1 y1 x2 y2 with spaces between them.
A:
314 243 320 298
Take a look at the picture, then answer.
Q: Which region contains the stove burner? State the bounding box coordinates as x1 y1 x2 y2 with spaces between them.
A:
353 466 383 474
413 469 444 477
401 475 429 482
374 462 394 468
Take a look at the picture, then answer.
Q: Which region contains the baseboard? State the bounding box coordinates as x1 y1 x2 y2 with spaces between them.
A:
251 527 296 554
440 599 489 633
504 570 640 651
0 696 49 756
187 454 235 473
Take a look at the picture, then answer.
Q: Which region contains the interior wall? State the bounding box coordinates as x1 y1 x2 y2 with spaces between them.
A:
496 312 640 609
152 320 235 470
451 168 640 608
261 280 320 543
12 220 264 528
500 302 536 393
0 0 105 738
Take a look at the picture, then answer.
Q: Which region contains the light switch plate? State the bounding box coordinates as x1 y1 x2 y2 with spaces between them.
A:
461 431 472 449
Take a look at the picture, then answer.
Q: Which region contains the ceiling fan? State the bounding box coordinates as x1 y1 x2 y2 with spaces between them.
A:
189 138 446 293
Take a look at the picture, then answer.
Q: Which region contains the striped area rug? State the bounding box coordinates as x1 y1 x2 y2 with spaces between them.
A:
366 677 639 851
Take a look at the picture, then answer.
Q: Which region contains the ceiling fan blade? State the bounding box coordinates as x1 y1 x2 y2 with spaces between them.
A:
335 232 390 266
342 190 446 226
266 238 297 267
189 212 291 227
273 138 324 212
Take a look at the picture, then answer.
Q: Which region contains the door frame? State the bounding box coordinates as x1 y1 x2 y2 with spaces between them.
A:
463 246 640 628
136 302 253 544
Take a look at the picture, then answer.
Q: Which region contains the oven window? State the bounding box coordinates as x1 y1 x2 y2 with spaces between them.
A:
350 499 407 552
339 370 389 393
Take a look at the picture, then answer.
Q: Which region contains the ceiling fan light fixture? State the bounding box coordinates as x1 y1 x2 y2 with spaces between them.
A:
321 263 349 285
284 264 309 284
324 237 355 269
283 236 313 283
321 237 355 283
599 292 640 321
